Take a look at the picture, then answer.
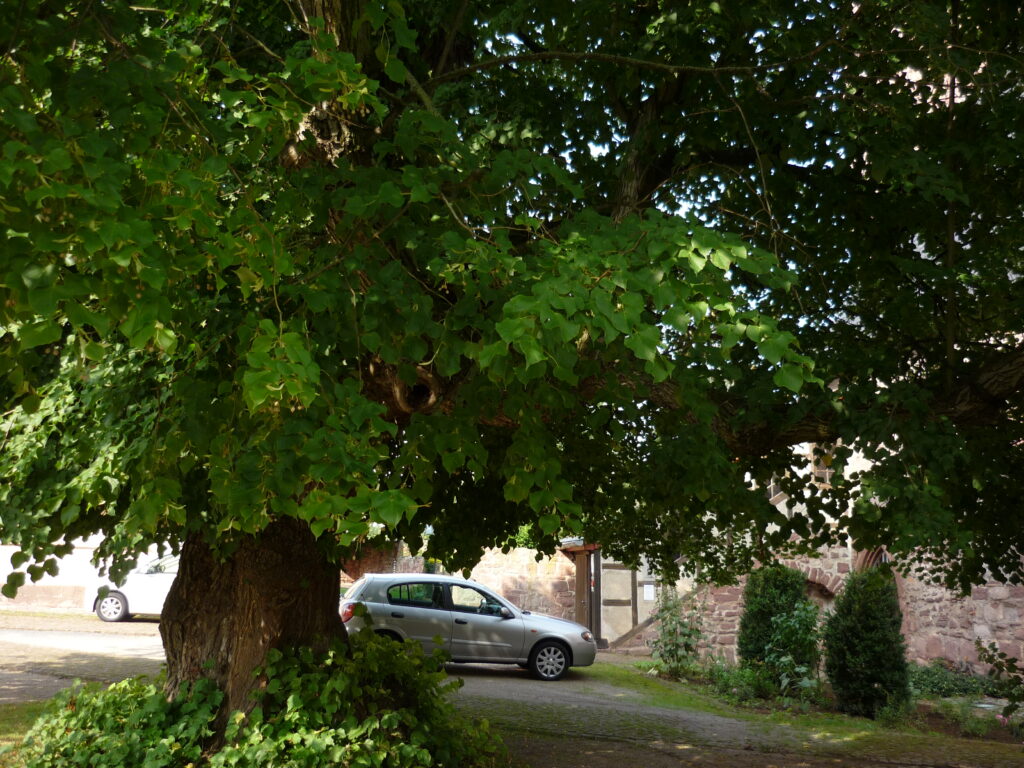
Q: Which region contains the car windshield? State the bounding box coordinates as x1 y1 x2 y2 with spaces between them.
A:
450 584 506 615
144 556 178 574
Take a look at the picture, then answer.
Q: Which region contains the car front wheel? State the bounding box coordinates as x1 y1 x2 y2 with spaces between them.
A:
96 592 129 622
529 640 570 681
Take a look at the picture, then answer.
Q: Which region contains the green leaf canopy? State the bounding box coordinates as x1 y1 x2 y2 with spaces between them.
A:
1 0 1021 592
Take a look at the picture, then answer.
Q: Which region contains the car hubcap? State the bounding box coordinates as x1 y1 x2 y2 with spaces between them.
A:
99 596 122 619
536 646 567 678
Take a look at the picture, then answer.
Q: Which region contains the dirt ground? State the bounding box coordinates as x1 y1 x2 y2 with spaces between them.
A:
502 733 894 768
1 610 1022 768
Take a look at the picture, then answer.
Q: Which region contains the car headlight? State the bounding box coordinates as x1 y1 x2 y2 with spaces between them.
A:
581 631 594 642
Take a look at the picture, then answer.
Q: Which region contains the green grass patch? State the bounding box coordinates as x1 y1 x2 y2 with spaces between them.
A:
0 610 74 621
578 662 737 717
584 661 878 740
582 664 848 744
0 701 47 768
756 706 883 743
578 660 1024 764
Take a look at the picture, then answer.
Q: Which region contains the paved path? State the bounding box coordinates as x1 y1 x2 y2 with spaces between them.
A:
0 616 164 704
0 629 164 659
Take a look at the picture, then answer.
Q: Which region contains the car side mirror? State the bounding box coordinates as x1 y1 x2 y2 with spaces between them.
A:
499 607 513 619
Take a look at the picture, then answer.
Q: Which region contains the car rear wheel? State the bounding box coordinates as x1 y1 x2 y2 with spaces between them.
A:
96 592 129 622
529 640 569 681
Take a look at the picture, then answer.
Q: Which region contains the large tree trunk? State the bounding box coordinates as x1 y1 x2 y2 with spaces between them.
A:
160 518 345 725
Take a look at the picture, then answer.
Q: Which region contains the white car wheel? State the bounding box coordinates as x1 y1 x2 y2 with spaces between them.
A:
96 592 128 622
529 640 569 681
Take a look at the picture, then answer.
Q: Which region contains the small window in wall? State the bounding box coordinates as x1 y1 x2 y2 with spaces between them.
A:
387 582 442 608
856 547 891 571
767 478 789 506
810 444 836 487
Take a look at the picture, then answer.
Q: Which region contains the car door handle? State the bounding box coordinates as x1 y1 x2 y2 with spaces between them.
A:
390 611 404 618
455 618 468 625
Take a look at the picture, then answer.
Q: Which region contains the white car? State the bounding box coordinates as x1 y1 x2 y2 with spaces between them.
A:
93 555 178 621
341 573 597 680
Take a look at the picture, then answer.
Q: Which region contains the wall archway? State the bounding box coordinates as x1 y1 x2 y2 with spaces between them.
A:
854 547 891 572
778 558 844 611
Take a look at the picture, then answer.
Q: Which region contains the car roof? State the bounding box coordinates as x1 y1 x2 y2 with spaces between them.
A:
361 572 478 585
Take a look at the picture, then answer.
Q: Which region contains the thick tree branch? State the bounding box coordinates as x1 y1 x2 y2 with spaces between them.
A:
433 0 470 80
424 44 834 88
945 348 1024 425
722 347 1024 457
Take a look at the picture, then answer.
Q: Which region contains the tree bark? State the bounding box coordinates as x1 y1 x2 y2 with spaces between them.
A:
160 518 344 728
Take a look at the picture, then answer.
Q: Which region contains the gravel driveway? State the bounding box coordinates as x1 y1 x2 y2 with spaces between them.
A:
2 611 1022 768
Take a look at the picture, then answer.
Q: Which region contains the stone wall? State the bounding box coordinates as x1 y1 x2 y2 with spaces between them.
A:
342 545 577 621
650 548 1024 671
901 578 1024 671
466 548 577 620
636 547 853 663
0 539 106 613
692 583 744 663
0 583 89 613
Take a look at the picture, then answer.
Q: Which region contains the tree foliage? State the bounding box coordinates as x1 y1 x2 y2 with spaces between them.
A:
2 0 1023 600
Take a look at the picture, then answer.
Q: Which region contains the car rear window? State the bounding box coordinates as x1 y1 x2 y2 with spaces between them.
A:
342 577 366 599
387 582 442 608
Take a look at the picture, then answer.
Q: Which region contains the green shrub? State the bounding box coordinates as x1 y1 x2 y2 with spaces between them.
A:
737 565 809 666
909 660 990 699
823 567 911 718
765 600 822 700
215 630 503 768
707 658 778 702
17 632 503 768
936 699 995 738
650 587 703 679
875 698 919 730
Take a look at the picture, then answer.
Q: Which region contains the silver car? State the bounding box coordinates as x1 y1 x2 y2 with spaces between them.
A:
341 573 597 681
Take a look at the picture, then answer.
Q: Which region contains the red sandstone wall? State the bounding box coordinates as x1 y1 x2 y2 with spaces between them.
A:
467 548 577 619
636 547 1024 670
344 545 577 621
901 578 1024 671
694 583 743 663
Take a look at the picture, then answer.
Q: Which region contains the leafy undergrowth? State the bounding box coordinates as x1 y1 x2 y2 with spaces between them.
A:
4 632 504 768
0 702 47 768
